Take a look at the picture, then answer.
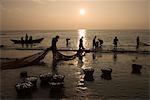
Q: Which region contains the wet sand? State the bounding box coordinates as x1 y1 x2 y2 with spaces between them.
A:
0 50 149 100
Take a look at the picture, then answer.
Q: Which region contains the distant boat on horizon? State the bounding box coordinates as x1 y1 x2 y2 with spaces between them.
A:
11 38 44 44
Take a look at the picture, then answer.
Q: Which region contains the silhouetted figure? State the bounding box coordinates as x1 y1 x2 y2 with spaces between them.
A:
79 36 84 50
21 37 24 47
98 39 103 48
66 38 70 46
92 53 95 59
136 36 140 49
93 36 97 49
29 36 33 43
113 36 119 49
21 37 24 42
51 35 59 60
95 41 99 48
28 36 33 47
25 34 28 42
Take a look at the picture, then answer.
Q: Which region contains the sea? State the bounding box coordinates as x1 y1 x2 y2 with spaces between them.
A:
0 30 150 100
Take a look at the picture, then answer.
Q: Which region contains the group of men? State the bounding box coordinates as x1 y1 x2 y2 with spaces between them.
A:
92 36 120 50
21 34 33 43
92 36 104 49
51 35 140 59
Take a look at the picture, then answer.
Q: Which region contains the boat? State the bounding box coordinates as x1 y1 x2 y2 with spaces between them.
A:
10 38 44 44
1 48 50 70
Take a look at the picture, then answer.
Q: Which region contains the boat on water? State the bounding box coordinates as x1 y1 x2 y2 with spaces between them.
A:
11 38 44 44
1 48 50 70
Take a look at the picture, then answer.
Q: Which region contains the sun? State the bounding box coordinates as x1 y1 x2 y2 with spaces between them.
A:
79 8 85 16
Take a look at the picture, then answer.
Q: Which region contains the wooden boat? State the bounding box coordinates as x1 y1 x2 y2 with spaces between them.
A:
1 48 50 70
11 38 44 44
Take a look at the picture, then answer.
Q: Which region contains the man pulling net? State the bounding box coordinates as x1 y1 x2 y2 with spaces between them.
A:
51 35 84 61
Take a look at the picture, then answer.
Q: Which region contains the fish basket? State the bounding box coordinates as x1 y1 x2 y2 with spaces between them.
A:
51 74 65 83
101 68 112 75
25 76 38 87
82 67 94 76
48 82 64 89
15 82 33 96
39 73 53 84
132 64 142 73
82 67 94 81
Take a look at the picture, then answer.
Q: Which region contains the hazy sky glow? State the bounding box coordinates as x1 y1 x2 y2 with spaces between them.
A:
0 0 149 31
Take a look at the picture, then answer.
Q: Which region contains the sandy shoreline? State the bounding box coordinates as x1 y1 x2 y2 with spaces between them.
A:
0 51 149 99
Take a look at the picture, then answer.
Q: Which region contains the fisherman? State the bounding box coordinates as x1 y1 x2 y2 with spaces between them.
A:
21 37 24 47
98 39 103 47
51 35 59 59
21 37 24 43
113 36 119 49
79 36 84 50
25 34 28 42
29 36 33 43
95 41 99 48
93 36 97 49
66 38 70 46
136 36 140 49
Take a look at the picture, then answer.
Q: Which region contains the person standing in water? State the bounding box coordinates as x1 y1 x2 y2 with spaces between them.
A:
79 36 84 50
66 38 70 46
21 37 24 47
29 36 33 43
136 36 140 49
113 36 119 49
98 39 103 48
25 34 28 42
51 35 59 59
21 37 24 43
93 36 97 49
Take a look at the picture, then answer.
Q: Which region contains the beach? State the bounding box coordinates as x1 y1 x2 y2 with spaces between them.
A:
0 30 150 99
1 0 149 99
1 51 149 99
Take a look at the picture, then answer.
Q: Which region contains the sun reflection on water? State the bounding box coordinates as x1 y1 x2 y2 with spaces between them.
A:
77 29 87 48
78 29 86 38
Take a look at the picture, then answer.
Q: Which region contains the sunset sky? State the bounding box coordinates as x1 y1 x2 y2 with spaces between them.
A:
0 0 149 31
